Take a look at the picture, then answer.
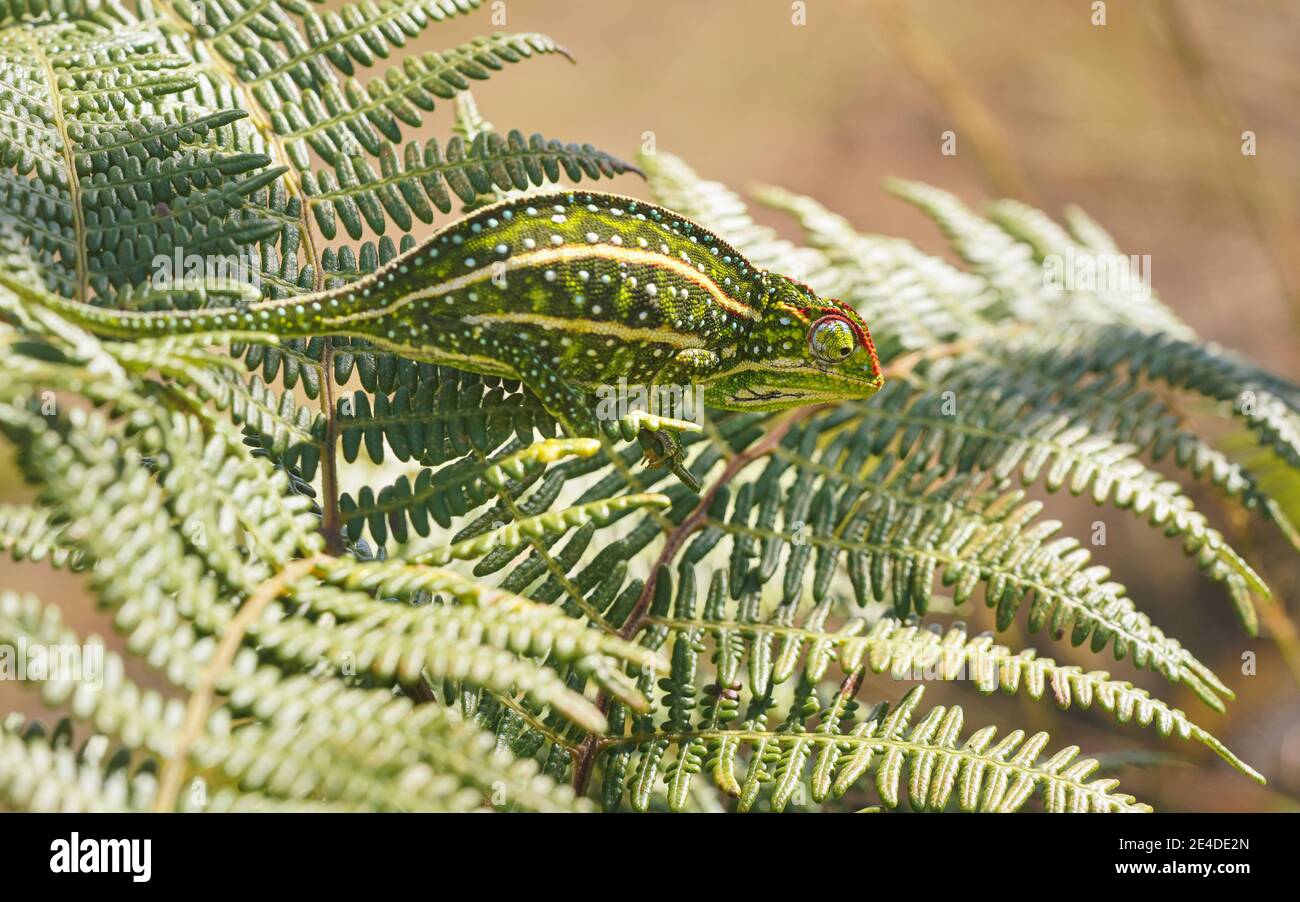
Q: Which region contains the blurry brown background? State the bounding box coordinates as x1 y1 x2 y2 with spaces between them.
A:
3 0 1299 811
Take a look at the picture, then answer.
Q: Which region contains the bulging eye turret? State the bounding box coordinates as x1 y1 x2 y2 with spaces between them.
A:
808 315 856 365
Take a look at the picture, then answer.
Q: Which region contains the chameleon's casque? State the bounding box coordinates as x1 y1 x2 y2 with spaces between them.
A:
23 191 884 435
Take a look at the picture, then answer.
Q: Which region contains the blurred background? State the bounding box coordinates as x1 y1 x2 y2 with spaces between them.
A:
3 0 1298 811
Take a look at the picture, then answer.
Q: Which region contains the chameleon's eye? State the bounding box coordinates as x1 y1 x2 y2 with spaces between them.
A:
808 316 856 365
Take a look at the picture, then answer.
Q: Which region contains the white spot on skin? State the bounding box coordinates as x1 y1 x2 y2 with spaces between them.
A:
586 232 599 243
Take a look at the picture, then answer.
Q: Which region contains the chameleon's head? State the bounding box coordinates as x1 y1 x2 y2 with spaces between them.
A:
705 272 883 411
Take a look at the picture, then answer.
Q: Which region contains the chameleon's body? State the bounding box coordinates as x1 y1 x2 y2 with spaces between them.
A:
26 190 883 442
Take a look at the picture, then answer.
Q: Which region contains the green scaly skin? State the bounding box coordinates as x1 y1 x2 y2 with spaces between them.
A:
10 190 884 485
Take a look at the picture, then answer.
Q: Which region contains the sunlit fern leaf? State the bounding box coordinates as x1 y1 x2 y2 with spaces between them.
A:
884 179 1191 336
1068 324 1300 465
0 715 158 813
0 316 654 793
0 504 86 570
975 331 1300 548
597 568 1152 812
0 408 634 805
0 591 589 811
688 413 1232 708
109 337 328 477
844 617 1257 780
881 181 1300 474
841 361 1268 629
752 184 1003 359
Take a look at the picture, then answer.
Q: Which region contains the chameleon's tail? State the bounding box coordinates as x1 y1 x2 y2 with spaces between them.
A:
0 264 312 342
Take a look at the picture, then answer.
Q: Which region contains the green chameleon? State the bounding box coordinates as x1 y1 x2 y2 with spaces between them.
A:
16 190 884 488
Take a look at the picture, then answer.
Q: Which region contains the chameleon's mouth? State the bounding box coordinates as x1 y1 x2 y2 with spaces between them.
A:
728 386 802 405
725 374 883 408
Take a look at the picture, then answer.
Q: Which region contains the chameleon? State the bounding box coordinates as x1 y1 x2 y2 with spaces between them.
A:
15 190 884 486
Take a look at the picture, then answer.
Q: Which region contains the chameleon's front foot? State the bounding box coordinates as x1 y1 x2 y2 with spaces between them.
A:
614 412 702 493
635 427 701 494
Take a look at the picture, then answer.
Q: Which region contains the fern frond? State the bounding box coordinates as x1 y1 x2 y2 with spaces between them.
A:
0 716 154 812
635 607 1257 781
844 369 1268 625
275 33 572 163
753 184 1001 359
0 590 587 811
303 129 638 239
698 415 1231 708
0 503 84 570
336 367 551 469
596 568 1151 812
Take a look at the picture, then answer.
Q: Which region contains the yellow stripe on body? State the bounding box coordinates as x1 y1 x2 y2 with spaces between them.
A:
317 244 760 330
463 311 706 348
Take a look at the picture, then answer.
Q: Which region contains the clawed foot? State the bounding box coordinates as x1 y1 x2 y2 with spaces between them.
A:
615 412 702 493
637 427 701 493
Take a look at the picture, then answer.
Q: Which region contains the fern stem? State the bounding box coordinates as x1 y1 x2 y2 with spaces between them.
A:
319 339 345 555
21 32 88 302
626 406 820 642
153 555 328 812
